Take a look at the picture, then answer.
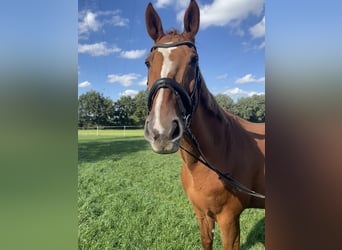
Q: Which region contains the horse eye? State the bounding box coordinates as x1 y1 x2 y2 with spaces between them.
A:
145 60 151 68
190 55 198 65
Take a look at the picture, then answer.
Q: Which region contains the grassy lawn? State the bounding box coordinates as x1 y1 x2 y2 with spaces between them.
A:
78 130 265 249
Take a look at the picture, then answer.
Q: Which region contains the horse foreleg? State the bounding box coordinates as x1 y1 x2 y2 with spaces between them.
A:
217 213 240 250
193 207 215 250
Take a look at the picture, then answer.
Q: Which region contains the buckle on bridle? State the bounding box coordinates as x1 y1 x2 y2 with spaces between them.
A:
184 114 191 127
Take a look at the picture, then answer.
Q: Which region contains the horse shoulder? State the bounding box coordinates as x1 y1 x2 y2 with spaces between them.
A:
180 162 235 213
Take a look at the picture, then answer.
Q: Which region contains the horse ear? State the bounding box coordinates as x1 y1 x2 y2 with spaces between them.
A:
145 3 164 42
183 0 200 40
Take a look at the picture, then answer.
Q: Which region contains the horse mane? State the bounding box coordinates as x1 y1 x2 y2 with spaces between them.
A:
198 78 266 142
163 29 193 41
165 29 181 35
199 77 227 122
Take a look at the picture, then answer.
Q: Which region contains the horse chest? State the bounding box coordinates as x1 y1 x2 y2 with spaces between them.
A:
181 167 228 214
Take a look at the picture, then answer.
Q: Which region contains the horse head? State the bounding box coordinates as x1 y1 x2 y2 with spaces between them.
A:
144 0 200 154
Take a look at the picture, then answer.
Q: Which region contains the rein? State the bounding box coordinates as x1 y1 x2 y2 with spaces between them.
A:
147 41 265 200
180 132 266 199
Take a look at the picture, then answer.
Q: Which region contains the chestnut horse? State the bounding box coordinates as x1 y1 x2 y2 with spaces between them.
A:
144 1 265 249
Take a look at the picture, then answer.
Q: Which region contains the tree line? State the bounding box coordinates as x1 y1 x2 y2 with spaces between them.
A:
78 90 265 128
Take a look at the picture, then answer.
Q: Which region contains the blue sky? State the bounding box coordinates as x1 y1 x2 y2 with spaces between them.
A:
78 0 265 102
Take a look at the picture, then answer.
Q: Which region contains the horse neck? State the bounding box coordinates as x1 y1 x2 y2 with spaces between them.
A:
180 76 242 167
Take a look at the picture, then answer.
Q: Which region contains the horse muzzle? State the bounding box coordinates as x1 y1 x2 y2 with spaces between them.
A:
144 77 195 154
144 116 183 154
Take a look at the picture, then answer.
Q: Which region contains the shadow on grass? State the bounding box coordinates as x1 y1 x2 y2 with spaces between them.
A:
241 217 265 250
78 136 150 163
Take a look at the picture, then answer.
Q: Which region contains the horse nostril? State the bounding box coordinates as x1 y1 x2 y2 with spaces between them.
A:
171 120 181 140
153 132 160 141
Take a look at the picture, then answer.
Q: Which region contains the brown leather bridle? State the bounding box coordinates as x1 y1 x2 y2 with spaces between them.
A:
147 41 201 127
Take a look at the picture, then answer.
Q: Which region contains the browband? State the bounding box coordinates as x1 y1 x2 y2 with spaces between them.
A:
150 41 197 52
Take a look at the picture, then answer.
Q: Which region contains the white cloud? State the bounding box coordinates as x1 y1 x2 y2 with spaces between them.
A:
157 0 263 32
105 12 129 27
155 0 173 8
249 16 265 38
107 73 141 87
216 73 229 80
78 10 128 39
257 40 265 49
199 0 264 29
78 42 121 56
235 74 265 84
78 43 146 59
241 40 265 51
78 11 101 36
78 81 91 88
120 89 139 97
223 87 264 99
137 76 148 86
156 0 194 10
120 49 146 59
96 10 129 26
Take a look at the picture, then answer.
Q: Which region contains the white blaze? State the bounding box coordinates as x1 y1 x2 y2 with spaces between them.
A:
153 88 165 133
159 47 176 78
153 46 176 134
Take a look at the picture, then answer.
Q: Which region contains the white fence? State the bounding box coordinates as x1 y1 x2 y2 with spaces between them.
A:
78 125 144 136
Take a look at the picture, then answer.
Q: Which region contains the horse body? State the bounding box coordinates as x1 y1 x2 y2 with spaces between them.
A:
179 82 265 249
180 87 265 209
144 1 265 249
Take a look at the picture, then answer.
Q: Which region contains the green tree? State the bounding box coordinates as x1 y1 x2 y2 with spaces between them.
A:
131 91 148 126
232 95 265 122
215 94 234 111
78 91 114 127
113 96 136 126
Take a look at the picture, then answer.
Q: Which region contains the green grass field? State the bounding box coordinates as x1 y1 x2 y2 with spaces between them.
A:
78 130 265 249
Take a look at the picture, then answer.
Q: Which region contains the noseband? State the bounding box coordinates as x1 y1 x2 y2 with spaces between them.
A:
147 41 201 126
